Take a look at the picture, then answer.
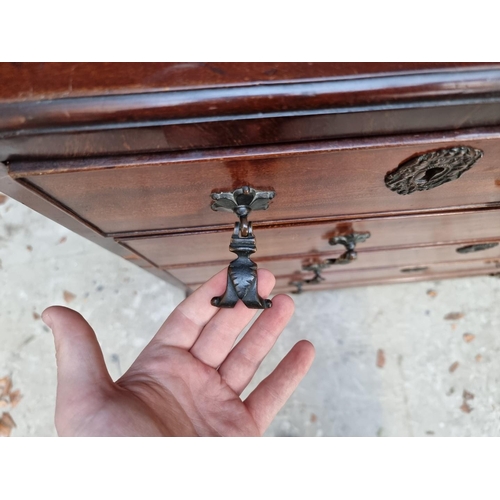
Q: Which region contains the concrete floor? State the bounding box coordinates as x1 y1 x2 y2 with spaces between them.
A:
2 195 500 436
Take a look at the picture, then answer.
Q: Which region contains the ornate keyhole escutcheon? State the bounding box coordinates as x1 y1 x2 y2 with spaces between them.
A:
385 146 483 195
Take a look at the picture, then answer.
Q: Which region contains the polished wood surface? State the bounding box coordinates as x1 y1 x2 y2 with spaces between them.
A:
190 259 500 293
122 208 500 267
278 259 500 290
165 242 500 285
14 129 500 234
3 63 500 293
0 162 185 290
3 65 500 161
5 100 500 161
4 69 500 132
0 63 493 103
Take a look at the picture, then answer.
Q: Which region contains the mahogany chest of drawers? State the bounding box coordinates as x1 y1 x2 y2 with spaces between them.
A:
2 63 500 296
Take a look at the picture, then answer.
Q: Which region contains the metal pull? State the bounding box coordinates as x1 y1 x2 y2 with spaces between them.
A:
292 231 371 293
291 260 331 292
289 281 304 294
400 266 429 273
210 186 275 309
328 232 371 264
301 262 330 284
456 242 499 254
289 265 325 294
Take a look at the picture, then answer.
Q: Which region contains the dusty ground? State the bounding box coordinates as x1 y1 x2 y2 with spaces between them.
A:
2 194 500 436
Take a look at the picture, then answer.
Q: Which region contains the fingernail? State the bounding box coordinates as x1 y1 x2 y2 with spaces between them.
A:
41 311 53 329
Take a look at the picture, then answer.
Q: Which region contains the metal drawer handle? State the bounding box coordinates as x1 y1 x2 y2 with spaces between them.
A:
210 186 275 309
400 266 429 273
289 281 304 294
301 262 329 284
385 146 483 195
328 232 371 264
456 242 499 254
289 265 327 294
292 231 372 293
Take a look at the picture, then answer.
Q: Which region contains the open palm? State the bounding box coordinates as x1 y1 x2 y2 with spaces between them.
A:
42 269 315 436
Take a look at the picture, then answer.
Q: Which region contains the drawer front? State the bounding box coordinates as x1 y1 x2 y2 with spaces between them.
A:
189 258 500 293
13 130 500 234
276 264 500 292
122 209 500 268
166 242 500 285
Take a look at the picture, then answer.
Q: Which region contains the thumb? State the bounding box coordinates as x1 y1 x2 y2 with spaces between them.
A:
42 306 112 394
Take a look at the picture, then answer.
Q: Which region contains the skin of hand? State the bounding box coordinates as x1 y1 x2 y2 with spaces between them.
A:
42 269 315 436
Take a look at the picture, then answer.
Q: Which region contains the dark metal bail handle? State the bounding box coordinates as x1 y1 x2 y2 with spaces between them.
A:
296 231 372 289
456 242 498 254
301 262 329 284
289 267 324 295
328 232 371 265
291 261 328 291
289 281 304 294
210 186 275 309
239 215 250 237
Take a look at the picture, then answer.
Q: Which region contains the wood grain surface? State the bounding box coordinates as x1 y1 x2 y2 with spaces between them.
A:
14 129 500 234
3 64 500 160
122 208 500 267
0 163 186 290
0 63 493 103
4 63 500 292
189 260 500 293
164 241 500 285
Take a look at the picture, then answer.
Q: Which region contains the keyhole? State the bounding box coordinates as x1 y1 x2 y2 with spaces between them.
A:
415 167 445 185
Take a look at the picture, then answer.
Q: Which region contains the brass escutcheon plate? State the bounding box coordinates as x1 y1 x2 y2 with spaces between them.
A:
385 146 483 195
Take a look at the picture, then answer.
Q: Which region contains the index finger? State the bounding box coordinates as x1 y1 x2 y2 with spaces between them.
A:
151 268 274 350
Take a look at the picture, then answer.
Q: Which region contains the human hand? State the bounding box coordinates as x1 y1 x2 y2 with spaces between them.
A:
42 269 315 436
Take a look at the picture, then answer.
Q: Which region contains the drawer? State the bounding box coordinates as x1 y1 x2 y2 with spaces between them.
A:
279 258 500 292
11 129 500 235
122 209 500 268
165 242 500 285
189 258 500 293
5 64 500 297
